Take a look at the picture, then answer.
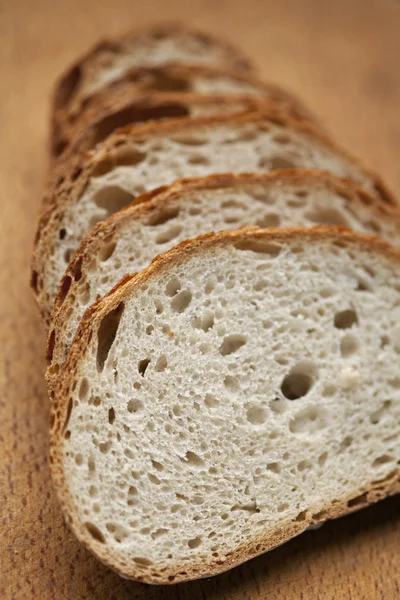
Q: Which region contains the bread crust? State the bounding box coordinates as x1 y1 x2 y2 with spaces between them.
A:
52 64 316 161
45 169 400 397
32 108 397 323
49 225 400 584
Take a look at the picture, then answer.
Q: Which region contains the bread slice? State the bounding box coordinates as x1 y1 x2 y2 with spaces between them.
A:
51 92 315 171
54 23 254 127
32 110 396 323
49 226 400 584
46 171 400 397
52 64 315 160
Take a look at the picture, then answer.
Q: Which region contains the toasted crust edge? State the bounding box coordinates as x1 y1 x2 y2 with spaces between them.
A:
49 225 400 584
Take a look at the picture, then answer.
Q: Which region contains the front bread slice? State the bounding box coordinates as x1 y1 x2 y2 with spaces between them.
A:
50 227 400 584
46 171 400 397
32 110 396 323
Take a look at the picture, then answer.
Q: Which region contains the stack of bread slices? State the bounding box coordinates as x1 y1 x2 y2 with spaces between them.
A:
32 23 400 584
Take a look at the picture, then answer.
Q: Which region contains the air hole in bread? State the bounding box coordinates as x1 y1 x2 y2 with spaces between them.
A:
369 400 392 424
59 275 72 304
187 154 210 166
322 385 336 397
47 330 56 362
334 309 358 329
108 407 115 424
298 460 312 472
273 133 291 145
172 135 207 146
63 249 73 265
304 207 350 226
183 451 204 467
148 473 161 485
151 528 169 539
340 334 359 357
318 452 328 466
289 406 323 434
63 398 73 433
188 536 202 549
96 302 125 372
146 205 180 226
219 334 247 356
339 436 353 451
256 213 281 228
59 228 67 240
259 156 297 170
99 241 116 262
133 557 153 566
347 492 368 508
144 73 191 93
93 186 135 217
155 354 168 372
246 405 267 425
373 455 394 467
192 312 214 332
85 522 105 543
79 378 90 401
155 224 182 244
138 358 150 376
204 394 219 408
295 510 308 522
89 485 98 497
171 290 192 313
234 239 281 256
92 103 190 147
224 376 239 391
281 362 316 400
75 453 83 466
267 462 281 474
166 277 181 297
277 502 289 512
151 460 164 471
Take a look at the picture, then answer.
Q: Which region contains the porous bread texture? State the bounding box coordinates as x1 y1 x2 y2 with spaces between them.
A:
32 111 396 322
50 227 400 584
46 171 400 396
53 64 310 160
55 23 254 120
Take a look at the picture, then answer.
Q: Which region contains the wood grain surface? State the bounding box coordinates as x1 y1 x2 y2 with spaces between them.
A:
1 0 399 598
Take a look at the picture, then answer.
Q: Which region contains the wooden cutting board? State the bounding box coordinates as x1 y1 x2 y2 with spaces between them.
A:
1 0 399 598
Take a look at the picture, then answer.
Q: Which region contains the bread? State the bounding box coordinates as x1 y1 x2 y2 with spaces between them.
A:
46 170 400 396
53 23 254 130
51 92 315 174
52 64 315 160
49 226 400 584
32 110 396 323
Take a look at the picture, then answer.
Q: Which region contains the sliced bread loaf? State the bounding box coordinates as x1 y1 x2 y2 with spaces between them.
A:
52 64 314 160
54 23 254 127
49 226 400 584
32 110 396 323
46 171 400 396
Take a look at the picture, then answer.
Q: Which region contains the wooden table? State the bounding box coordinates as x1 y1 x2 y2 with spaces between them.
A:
1 0 399 598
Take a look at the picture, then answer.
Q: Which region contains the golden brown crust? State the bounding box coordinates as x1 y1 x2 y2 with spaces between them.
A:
49 225 400 584
32 108 398 324
51 64 316 161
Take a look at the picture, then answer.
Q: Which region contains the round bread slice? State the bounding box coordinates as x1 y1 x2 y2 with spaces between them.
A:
50 226 400 584
46 170 400 397
52 64 315 160
54 22 255 126
32 110 396 323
